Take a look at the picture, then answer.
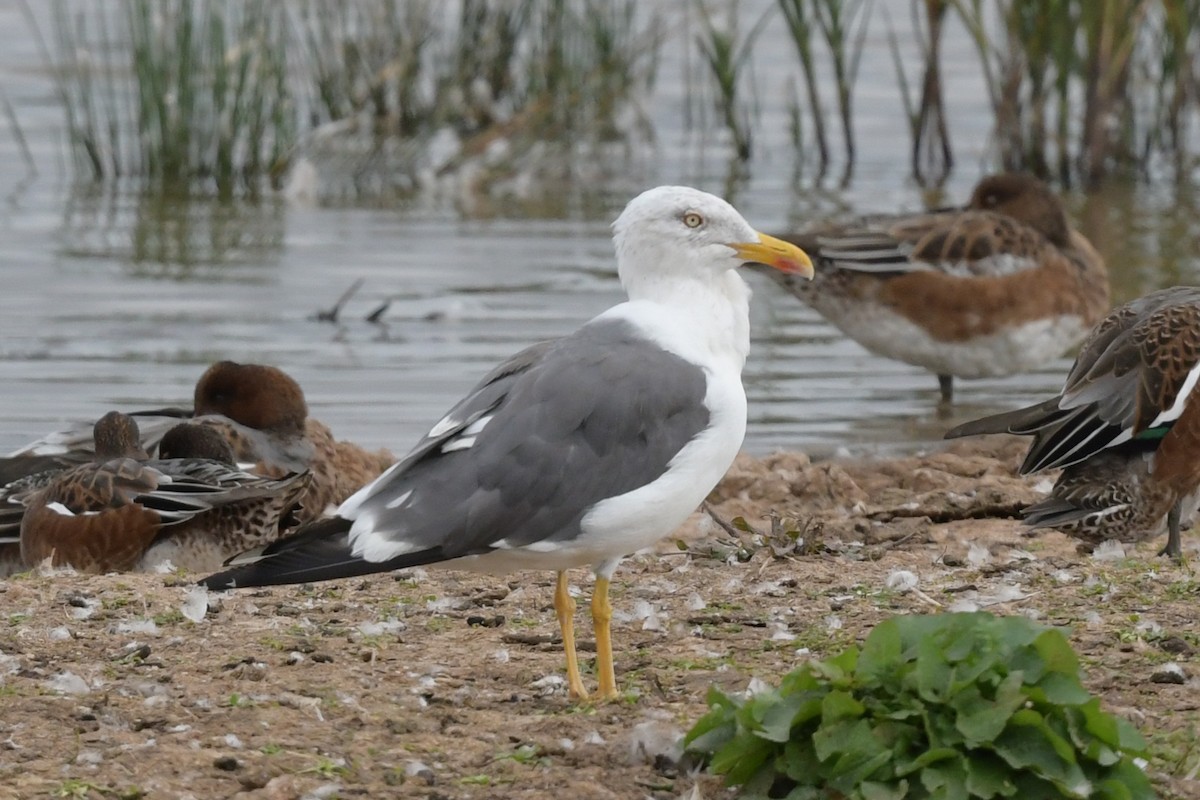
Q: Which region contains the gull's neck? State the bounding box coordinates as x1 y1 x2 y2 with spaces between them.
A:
617 268 752 371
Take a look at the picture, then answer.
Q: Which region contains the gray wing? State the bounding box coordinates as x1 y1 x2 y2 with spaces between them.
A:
348 318 711 557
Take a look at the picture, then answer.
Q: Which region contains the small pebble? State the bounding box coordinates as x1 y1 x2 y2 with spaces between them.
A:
47 672 90 695
885 570 919 592
1150 663 1187 685
405 760 435 785
1160 636 1194 655
213 755 241 771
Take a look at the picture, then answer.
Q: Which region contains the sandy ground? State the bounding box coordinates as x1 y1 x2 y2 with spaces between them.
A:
1 437 1197 799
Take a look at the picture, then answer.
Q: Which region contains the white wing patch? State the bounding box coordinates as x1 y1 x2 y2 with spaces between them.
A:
385 489 413 510
439 415 494 454
349 522 424 563
1149 360 1200 429
46 502 99 517
426 415 462 438
936 253 1034 278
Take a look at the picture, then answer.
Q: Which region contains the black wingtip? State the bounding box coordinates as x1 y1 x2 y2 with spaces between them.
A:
943 398 1065 441
197 516 450 590
198 516 357 590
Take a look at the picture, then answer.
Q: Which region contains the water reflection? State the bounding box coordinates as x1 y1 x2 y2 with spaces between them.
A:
59 186 286 277
1073 179 1200 302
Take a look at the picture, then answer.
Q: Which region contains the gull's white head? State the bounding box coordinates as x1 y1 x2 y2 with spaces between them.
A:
611 186 811 295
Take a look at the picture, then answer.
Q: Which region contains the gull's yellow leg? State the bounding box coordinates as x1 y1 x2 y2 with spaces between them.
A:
555 571 588 700
592 576 618 700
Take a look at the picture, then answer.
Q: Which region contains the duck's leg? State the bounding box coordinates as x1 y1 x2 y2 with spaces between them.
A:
1159 502 1183 560
591 576 619 700
938 374 954 405
554 570 588 700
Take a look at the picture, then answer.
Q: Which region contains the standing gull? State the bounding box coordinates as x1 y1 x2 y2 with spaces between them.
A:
201 186 812 700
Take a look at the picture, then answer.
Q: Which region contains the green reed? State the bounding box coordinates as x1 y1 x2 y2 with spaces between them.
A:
890 0 953 186
521 0 657 139
775 0 870 183
296 0 437 138
43 0 294 194
777 0 828 173
948 0 1198 186
768 0 1200 186
38 0 657 198
692 0 769 161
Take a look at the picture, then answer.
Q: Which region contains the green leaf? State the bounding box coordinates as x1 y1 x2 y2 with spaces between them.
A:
920 757 969 796
1093 778 1134 800
857 616 902 685
781 738 822 782
709 729 776 785
953 672 1025 745
1029 671 1090 707
811 717 875 763
964 751 1019 798
992 709 1091 797
1014 628 1079 686
738 691 779 733
682 721 735 757
758 694 813 743
779 665 820 696
895 747 958 777
684 687 739 750
1076 698 1121 747
1112 716 1149 754
860 779 908 800
1096 760 1155 799
828 747 895 791
820 689 865 724
782 786 822 800
914 635 954 703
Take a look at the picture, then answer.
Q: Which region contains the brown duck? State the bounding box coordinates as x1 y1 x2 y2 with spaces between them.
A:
18 414 310 573
761 173 1110 403
946 286 1200 558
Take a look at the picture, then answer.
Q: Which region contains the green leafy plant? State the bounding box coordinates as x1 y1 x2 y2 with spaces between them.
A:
685 612 1154 799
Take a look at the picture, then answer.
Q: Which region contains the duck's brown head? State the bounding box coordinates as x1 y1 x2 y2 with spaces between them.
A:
969 173 1071 247
93 411 148 460
158 422 237 465
193 361 308 435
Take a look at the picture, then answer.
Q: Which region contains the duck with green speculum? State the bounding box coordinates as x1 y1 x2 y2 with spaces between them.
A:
945 286 1200 558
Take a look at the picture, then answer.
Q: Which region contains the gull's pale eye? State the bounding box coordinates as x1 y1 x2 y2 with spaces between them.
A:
683 211 704 228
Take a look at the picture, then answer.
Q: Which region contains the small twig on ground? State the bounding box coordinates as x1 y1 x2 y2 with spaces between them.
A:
866 529 923 557
909 588 944 608
701 501 755 538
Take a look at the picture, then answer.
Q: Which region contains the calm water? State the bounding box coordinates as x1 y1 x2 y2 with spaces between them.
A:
1 2 1199 460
